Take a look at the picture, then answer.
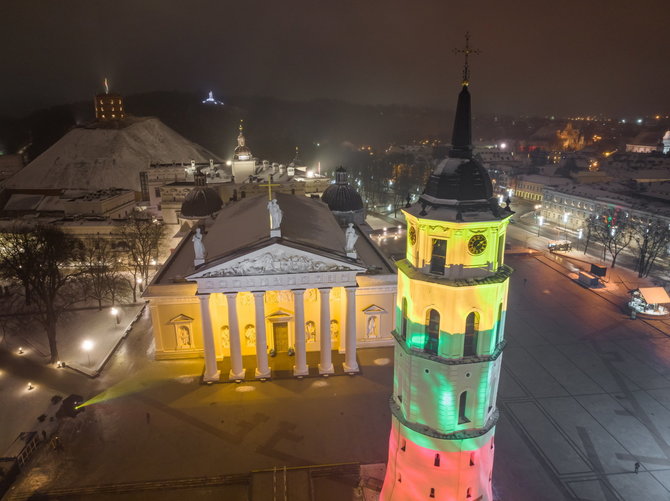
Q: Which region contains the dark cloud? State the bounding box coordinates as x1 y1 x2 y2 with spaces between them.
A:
1 0 667 117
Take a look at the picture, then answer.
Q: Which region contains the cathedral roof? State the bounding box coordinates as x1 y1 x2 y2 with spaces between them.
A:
321 167 364 212
151 192 394 285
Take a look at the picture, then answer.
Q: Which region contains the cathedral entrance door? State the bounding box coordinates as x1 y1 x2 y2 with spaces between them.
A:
273 322 289 353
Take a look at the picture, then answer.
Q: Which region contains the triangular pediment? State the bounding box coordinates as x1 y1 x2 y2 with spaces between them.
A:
187 243 365 279
168 314 193 323
362 304 387 314
266 308 293 319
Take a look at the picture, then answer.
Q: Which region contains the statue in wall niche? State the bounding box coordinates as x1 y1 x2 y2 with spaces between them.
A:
305 321 316 342
192 227 206 261
221 325 230 349
367 316 378 338
267 199 283 229
245 324 256 347
178 325 192 348
330 319 340 341
345 223 358 252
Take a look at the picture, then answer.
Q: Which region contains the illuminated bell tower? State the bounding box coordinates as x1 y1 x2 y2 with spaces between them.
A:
381 34 513 501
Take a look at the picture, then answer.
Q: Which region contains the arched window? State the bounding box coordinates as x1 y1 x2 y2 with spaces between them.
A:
464 312 479 357
458 391 470 424
424 309 440 355
401 298 408 340
494 304 503 348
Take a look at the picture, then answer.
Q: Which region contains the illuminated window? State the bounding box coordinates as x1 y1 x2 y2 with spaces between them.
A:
458 391 470 424
430 238 447 275
464 312 479 357
424 309 439 355
401 298 408 340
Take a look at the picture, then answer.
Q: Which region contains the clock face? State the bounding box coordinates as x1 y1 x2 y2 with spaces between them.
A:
468 234 487 255
408 226 417 245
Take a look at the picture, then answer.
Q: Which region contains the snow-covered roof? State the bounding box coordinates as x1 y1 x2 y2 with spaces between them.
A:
5 117 221 193
153 192 393 285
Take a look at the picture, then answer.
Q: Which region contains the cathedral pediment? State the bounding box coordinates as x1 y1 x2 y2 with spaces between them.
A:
187 243 364 280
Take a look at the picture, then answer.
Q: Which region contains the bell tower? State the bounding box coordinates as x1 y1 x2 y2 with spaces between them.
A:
380 34 513 501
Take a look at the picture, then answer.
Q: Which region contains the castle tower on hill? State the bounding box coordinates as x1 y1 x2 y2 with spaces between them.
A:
95 78 125 121
380 35 513 501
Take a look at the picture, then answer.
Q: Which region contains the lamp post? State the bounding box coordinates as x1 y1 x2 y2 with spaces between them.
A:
136 277 143 293
111 307 120 326
81 339 94 367
562 212 570 241
537 215 544 237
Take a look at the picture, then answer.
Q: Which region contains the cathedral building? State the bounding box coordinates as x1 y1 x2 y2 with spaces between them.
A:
144 191 396 381
380 45 512 500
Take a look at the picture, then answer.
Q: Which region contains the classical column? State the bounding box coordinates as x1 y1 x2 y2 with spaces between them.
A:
343 286 359 373
253 291 271 379
293 289 308 377
198 294 220 382
318 287 334 374
225 292 245 381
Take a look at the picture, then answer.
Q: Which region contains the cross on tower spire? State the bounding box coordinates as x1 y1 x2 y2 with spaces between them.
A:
453 32 481 86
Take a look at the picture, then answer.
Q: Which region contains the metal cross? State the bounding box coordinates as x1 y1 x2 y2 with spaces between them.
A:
453 32 481 86
259 179 281 200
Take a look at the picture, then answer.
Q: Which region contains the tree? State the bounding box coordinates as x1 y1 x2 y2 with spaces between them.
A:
119 213 166 301
633 219 670 278
590 209 634 268
80 236 125 310
0 225 83 363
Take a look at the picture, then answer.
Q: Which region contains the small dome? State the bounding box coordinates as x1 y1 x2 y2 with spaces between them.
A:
181 186 223 218
322 167 364 211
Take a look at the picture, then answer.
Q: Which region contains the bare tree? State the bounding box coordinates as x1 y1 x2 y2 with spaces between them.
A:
0 225 83 363
590 209 634 268
633 219 670 278
118 213 166 301
80 236 124 310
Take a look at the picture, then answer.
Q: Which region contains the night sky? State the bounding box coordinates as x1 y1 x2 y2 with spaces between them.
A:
1 0 667 117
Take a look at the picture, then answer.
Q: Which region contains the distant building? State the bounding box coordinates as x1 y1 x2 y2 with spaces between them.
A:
94 79 125 121
625 129 665 153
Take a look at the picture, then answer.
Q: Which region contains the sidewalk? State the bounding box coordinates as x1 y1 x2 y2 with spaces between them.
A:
0 303 145 454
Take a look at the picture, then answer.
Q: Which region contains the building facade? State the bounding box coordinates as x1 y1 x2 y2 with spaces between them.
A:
144 192 396 381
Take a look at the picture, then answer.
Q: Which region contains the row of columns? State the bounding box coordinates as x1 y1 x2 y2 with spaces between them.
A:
200 287 359 382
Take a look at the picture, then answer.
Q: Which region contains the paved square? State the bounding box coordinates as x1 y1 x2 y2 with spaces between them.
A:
5 252 670 500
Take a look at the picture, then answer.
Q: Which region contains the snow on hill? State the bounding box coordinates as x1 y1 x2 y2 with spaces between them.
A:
4 117 221 192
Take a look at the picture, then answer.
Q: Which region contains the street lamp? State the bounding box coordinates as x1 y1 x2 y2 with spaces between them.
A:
81 339 94 367
537 215 544 237
111 307 120 326
136 277 143 293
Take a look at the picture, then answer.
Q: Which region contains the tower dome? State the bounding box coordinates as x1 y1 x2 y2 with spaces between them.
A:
321 167 365 225
421 85 494 207
322 167 364 212
233 122 252 161
180 167 223 219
